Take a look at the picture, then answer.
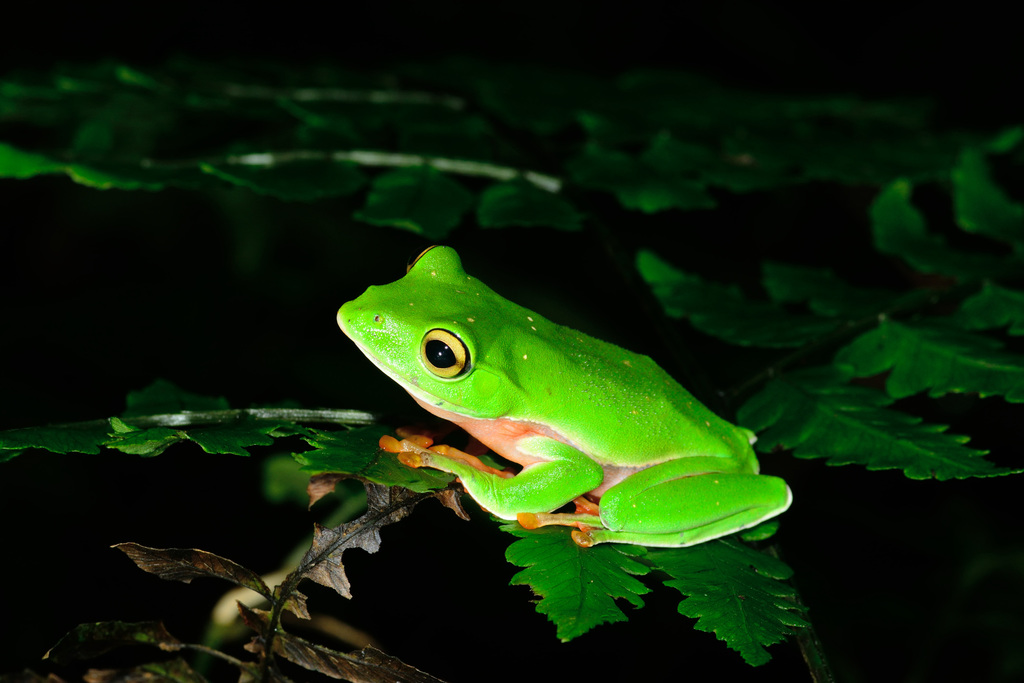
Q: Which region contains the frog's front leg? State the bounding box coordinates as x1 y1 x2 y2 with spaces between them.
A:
391 434 604 520
380 434 511 478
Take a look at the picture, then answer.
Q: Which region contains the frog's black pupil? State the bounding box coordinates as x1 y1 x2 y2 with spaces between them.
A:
425 339 457 368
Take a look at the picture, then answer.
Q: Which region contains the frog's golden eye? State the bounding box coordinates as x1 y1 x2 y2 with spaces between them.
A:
407 246 440 273
420 328 470 378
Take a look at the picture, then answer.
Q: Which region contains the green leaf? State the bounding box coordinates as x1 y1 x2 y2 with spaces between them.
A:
107 413 286 458
0 143 189 190
186 418 281 456
0 141 66 177
122 379 229 417
649 540 807 667
477 178 582 231
955 282 1024 335
353 166 474 239
567 144 715 213
761 261 898 318
105 418 184 456
836 319 1024 402
738 366 1009 479
0 421 111 458
296 427 454 492
643 131 787 194
952 148 1024 245
870 179 1015 277
200 160 366 201
637 250 837 347
503 523 651 641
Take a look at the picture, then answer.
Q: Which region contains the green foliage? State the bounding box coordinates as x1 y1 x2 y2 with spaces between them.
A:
739 367 1009 479
3 57 1023 681
353 166 475 238
650 541 808 667
296 427 455 493
0 59 988 238
870 176 1020 278
502 523 652 641
502 524 808 665
956 282 1024 334
636 250 838 347
836 320 1024 402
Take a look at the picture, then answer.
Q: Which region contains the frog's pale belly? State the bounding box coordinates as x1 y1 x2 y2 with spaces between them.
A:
408 392 735 499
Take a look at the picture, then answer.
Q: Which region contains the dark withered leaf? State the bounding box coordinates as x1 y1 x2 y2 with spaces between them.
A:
307 473 348 509
237 603 271 632
273 632 447 683
298 483 425 599
113 543 272 598
282 588 311 620
81 657 207 683
0 670 69 682
44 622 182 665
435 489 470 521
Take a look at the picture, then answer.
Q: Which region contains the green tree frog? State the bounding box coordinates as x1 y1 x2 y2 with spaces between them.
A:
338 246 791 548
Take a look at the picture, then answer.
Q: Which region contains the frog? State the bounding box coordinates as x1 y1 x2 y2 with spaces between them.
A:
337 246 791 547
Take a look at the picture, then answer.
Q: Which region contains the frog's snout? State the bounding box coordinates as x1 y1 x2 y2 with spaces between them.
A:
337 300 363 335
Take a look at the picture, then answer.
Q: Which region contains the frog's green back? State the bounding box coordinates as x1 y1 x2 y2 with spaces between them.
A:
494 308 758 469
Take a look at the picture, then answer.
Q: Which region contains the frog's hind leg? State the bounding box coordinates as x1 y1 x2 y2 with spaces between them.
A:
581 462 793 548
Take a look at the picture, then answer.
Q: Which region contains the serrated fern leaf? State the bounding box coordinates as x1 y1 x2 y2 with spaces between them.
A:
761 261 899 318
738 366 1011 479
955 282 1024 335
952 148 1024 246
836 319 1024 402
636 250 836 347
870 179 1017 277
649 540 807 667
295 428 454 492
502 524 651 641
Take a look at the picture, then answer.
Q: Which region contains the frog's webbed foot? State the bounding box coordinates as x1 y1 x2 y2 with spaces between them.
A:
515 496 620 547
380 433 513 478
516 495 604 541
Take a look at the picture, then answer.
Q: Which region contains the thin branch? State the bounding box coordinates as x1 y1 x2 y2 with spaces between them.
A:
762 544 836 683
182 642 254 671
1 408 382 439
127 407 384 427
220 83 466 110
142 149 563 193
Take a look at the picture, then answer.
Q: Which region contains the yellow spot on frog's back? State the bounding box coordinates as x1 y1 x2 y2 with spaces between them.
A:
623 360 633 368
527 316 534 322
523 354 528 360
531 326 537 331
467 317 475 323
